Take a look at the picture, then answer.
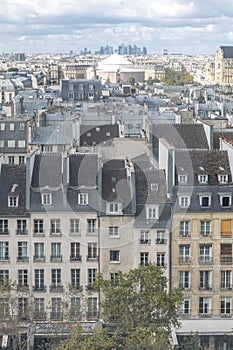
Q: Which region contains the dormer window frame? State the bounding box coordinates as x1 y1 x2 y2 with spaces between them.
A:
199 194 211 207
198 174 208 184
219 194 232 207
108 202 122 214
178 174 188 184
179 195 190 208
8 195 19 207
151 183 158 191
42 192 52 206
78 193 88 205
146 205 159 220
218 174 228 184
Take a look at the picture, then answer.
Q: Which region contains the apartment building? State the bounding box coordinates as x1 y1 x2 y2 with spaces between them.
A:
171 150 233 349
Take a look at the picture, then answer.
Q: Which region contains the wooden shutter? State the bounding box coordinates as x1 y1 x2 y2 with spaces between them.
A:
221 220 231 237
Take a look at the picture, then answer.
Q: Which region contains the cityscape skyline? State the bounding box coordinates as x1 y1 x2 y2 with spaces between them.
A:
1 0 233 55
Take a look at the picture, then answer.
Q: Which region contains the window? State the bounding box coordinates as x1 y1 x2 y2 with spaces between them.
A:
34 298 45 318
34 269 45 290
87 219 96 233
220 271 231 289
8 140 15 148
199 297 211 315
198 175 208 184
71 269 80 288
140 252 149 266
19 156 25 165
50 219 61 234
199 271 211 290
42 193 52 206
0 140 4 147
18 269 28 287
0 298 9 318
179 196 190 208
156 230 166 244
178 175 188 184
87 297 97 318
109 226 119 237
146 205 158 219
220 297 231 314
179 271 190 289
221 220 231 237
70 243 81 261
200 221 211 236
9 123 14 131
70 297 81 319
179 299 190 315
110 272 118 280
70 219 79 234
0 220 8 234
151 183 158 190
87 243 97 259
0 270 9 285
157 252 165 267
78 193 88 205
179 245 190 263
110 250 120 262
8 196 18 207
0 243 9 261
34 243 45 261
220 243 232 263
8 156 14 165
87 132 91 137
34 220 44 234
51 298 61 319
180 221 190 237
19 122 25 131
18 140 25 148
199 195 211 207
106 131 111 137
17 220 27 235
51 269 61 287
140 230 149 244
220 195 232 207
0 123 5 131
17 242 28 262
218 174 228 184
18 298 28 320
109 202 121 213
199 245 212 263
88 269 97 286
51 243 61 261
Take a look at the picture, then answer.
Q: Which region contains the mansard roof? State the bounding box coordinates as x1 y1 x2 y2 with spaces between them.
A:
31 153 62 190
220 46 233 59
0 164 26 216
69 153 98 188
80 124 120 146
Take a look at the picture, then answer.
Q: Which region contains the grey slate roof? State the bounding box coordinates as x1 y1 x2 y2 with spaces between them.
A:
80 124 120 146
0 164 27 216
220 46 233 59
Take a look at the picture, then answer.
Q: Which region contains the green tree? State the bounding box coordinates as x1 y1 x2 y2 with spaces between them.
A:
179 332 206 350
126 76 136 85
97 263 182 349
162 68 194 86
77 73 85 79
8 67 19 72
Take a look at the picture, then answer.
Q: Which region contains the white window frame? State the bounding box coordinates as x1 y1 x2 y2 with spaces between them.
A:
78 193 88 205
179 298 190 315
180 221 190 237
179 271 190 289
109 202 121 214
199 195 211 207
199 297 211 315
179 196 190 208
110 250 120 263
8 195 18 207
178 175 188 184
109 226 119 237
146 205 159 220
151 183 158 191
219 194 232 207
0 123 5 131
9 123 14 131
218 174 228 184
8 140 15 148
198 174 208 184
42 193 52 206
200 221 211 236
18 140 26 148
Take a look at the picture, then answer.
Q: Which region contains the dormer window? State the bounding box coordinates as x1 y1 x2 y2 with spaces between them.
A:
219 194 232 207
198 175 208 184
199 194 211 207
218 174 228 184
78 193 88 205
109 202 121 214
179 196 190 208
178 175 188 184
42 193 52 206
151 183 158 191
8 195 18 207
146 205 159 220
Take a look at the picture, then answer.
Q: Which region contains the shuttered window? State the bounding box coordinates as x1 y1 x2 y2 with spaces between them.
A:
221 220 231 237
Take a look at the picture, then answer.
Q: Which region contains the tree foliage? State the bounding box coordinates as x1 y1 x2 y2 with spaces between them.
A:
126 76 136 85
179 332 206 350
162 68 194 86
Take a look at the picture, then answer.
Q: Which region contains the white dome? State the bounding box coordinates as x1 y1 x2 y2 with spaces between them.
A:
98 53 133 71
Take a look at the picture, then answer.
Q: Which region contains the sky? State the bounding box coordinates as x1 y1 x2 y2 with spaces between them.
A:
1 0 233 55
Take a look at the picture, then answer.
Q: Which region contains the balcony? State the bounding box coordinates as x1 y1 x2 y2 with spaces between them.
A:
179 232 190 238
86 255 98 261
70 255 82 262
220 284 232 290
50 284 63 293
198 309 213 317
219 310 232 317
156 239 167 244
179 256 191 264
220 255 233 264
200 232 211 237
0 257 10 263
199 256 213 264
16 229 28 235
50 230 62 237
0 229 9 235
50 255 63 262
33 230 45 237
33 286 46 292
139 239 151 245
17 256 29 263
33 255 46 263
